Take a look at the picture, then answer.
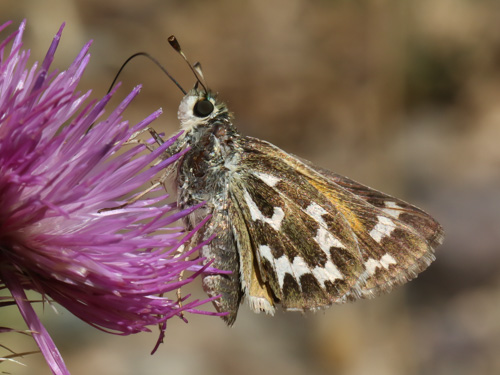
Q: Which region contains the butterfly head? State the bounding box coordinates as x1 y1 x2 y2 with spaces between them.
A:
178 86 229 131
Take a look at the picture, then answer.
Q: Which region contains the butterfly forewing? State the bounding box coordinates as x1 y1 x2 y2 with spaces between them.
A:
321 170 445 250
237 137 443 303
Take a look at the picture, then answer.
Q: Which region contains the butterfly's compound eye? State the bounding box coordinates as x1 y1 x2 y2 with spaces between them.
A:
193 99 214 117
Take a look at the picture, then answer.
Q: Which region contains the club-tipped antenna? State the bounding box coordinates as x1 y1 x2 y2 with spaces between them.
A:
168 35 208 93
107 52 186 95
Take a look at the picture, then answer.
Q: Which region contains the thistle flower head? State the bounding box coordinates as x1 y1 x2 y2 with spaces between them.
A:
0 21 217 375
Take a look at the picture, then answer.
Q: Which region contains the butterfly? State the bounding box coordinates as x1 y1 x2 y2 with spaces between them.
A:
158 37 444 326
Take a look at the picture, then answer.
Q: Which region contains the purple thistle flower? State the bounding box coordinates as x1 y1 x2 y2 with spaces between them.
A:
0 21 219 375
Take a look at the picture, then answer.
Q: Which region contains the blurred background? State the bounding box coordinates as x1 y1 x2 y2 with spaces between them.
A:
1 0 499 374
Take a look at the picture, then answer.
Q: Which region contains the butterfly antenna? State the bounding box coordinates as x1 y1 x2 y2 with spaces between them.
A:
84 52 187 134
107 52 187 95
168 35 209 93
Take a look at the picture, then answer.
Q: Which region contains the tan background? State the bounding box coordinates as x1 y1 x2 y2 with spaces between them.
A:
2 1 500 374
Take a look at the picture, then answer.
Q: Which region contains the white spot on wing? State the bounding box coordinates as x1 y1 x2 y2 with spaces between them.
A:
275 254 293 289
261 246 310 289
305 202 328 222
291 256 310 279
312 261 344 286
315 227 345 253
306 203 345 254
364 253 397 276
253 172 281 187
364 259 379 276
243 189 285 231
260 244 343 291
382 201 403 219
380 253 397 268
369 215 397 243
258 245 274 264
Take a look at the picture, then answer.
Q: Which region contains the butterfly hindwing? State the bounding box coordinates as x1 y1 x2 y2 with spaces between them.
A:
228 137 363 312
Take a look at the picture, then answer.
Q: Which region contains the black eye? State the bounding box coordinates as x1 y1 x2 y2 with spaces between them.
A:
193 99 214 117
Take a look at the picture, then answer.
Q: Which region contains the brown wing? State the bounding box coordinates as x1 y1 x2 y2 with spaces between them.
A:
232 137 443 308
